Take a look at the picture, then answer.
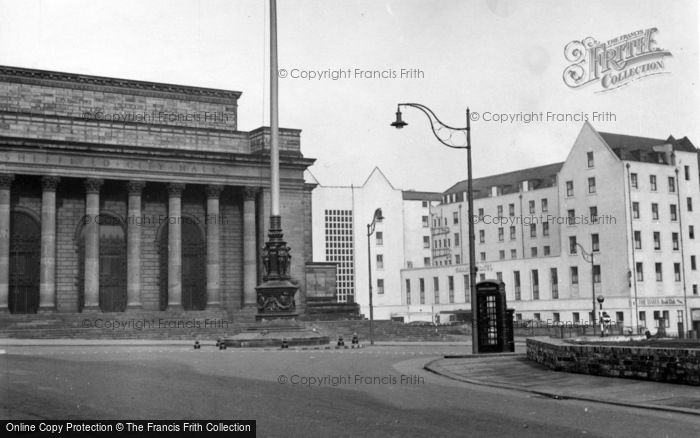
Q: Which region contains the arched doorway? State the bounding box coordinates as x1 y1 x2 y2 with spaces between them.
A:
159 220 206 310
9 211 41 314
78 213 127 312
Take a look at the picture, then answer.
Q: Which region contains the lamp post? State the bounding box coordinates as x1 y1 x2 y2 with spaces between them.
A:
391 104 478 354
576 242 597 335
597 295 605 337
366 208 384 346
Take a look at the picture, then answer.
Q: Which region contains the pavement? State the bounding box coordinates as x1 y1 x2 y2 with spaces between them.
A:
425 353 700 416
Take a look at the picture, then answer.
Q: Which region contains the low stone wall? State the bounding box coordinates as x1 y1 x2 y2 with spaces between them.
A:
526 337 700 386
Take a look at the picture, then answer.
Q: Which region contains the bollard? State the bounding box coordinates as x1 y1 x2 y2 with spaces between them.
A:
194 340 201 350
351 333 359 348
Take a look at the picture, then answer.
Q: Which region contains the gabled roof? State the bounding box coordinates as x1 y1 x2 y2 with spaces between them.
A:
599 132 697 163
444 162 563 199
402 190 442 201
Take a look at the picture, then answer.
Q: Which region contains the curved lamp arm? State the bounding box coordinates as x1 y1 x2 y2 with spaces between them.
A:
575 242 592 262
395 103 469 149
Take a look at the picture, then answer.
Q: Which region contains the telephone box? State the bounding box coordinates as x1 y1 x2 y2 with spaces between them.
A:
475 280 512 353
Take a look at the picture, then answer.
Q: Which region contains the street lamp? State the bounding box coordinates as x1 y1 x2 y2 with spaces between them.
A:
391 103 478 354
367 208 384 346
597 295 605 337
576 242 597 335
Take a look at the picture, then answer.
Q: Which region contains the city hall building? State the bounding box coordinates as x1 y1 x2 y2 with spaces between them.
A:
0 66 315 320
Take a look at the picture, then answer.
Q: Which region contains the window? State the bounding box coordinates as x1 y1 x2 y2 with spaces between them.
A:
423 236 430 248
422 216 429 227
479 230 485 243
588 177 596 194
591 233 599 252
407 261 413 268
530 224 537 238
650 175 657 191
497 205 503 217
639 311 646 327
454 233 460 247
453 211 458 224
531 247 538 257
674 263 681 281
567 209 576 225
634 231 642 249
405 279 411 305
653 232 661 250
655 263 663 281
569 236 577 254
571 266 579 284
551 268 558 299
448 276 454 303
694 284 698 296
532 269 539 300
669 176 675 192
690 225 695 239
534 313 541 322
496 272 503 282
632 202 640 219
587 151 594 168
510 249 517 259
499 250 505 260
419 278 425 304
498 227 504 242
455 255 460 264
631 173 638 188
573 312 580 324
514 271 521 300
651 203 659 220
479 273 485 281
541 199 548 212
616 312 624 324
544 246 550 256
423 257 430 267
566 181 574 197
543 222 549 236
672 232 679 250
509 204 515 216
422 201 428 208
692 255 697 271
670 204 677 221
685 165 691 181
509 226 516 240
478 208 484 219
463 275 470 302
377 279 384 294
688 197 693 212
589 206 598 223
636 262 644 281
593 265 601 283
433 277 440 304
480 252 486 261
529 200 535 214
376 254 384 269
376 231 383 245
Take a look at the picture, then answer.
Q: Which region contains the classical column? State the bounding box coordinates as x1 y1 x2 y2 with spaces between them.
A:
205 185 223 308
127 181 146 309
39 176 60 312
0 174 14 313
167 183 185 310
83 178 103 311
243 187 258 307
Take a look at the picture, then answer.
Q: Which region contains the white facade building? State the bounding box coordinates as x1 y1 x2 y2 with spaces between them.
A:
309 168 440 318
399 123 700 335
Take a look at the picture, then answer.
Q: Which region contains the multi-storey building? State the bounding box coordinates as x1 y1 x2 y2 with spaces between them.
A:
309 167 440 317
399 123 700 335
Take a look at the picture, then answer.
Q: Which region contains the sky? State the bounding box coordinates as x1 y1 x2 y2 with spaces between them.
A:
0 0 698 192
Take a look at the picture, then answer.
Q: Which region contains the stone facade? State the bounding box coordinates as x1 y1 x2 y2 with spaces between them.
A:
0 66 314 322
